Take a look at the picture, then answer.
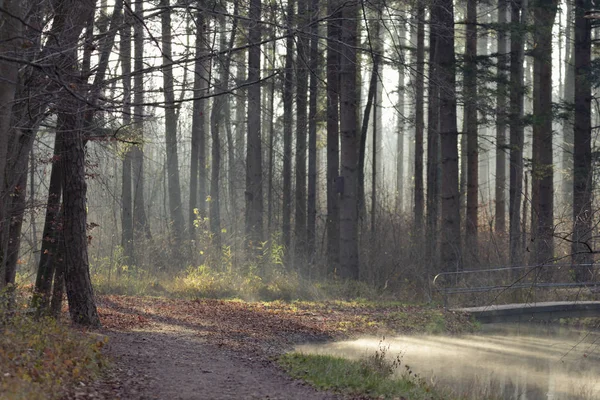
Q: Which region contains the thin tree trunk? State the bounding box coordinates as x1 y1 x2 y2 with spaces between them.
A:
509 0 527 266
132 0 150 240
120 11 134 264
562 0 575 207
307 0 319 264
295 0 309 263
465 0 478 258
413 4 425 236
283 0 294 254
427 7 440 265
161 0 185 244
33 133 63 311
495 0 508 234
190 6 208 231
326 0 340 271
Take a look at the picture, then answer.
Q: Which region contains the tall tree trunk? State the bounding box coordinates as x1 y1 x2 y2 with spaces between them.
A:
509 0 527 266
0 0 23 287
495 0 508 234
120 11 134 264
413 4 425 236
326 0 341 271
283 0 294 255
437 0 461 272
339 0 359 279
132 0 150 240
161 0 185 244
427 6 440 266
562 0 575 207
531 0 558 265
465 0 478 258
396 70 405 214
33 133 63 311
295 0 309 263
245 0 264 245
571 0 592 275
190 7 208 232
307 0 319 264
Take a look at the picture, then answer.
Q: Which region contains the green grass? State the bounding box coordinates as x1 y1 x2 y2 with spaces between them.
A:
279 352 440 399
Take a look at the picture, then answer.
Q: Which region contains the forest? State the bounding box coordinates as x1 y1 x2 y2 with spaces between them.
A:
0 0 597 326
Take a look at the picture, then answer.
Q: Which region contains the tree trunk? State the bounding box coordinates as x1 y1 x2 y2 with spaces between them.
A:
283 0 294 255
295 0 309 263
161 0 185 244
33 133 63 311
571 0 592 275
339 0 359 279
562 0 575 208
427 6 440 266
307 0 319 265
0 0 23 287
132 0 150 240
326 0 341 271
120 12 134 264
531 0 557 265
509 0 526 266
245 0 264 246
495 0 508 234
465 0 478 258
190 7 208 231
413 4 425 236
437 0 461 272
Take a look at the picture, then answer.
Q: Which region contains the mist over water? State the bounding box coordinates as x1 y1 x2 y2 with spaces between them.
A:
295 324 600 399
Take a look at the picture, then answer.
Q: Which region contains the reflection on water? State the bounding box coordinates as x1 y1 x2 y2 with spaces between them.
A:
295 324 600 399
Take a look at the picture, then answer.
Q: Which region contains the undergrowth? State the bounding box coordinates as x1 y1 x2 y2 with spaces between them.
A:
0 302 107 400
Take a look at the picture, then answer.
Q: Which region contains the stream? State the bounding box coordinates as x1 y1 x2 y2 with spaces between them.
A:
295 323 600 399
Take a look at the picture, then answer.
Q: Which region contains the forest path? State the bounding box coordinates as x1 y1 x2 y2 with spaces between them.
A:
103 323 339 400
83 295 343 400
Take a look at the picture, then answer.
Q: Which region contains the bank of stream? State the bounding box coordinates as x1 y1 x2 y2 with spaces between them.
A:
295 322 600 399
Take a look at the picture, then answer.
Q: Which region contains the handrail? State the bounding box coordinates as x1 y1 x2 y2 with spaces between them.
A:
432 263 600 308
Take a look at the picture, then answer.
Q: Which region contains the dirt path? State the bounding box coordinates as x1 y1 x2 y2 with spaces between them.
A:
103 323 339 400
72 295 469 399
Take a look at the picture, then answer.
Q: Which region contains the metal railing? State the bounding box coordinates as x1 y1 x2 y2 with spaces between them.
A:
433 263 600 309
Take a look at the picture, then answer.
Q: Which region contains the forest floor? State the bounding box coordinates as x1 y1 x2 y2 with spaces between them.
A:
65 295 472 400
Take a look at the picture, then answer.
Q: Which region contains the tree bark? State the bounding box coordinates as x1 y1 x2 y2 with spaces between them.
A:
190 6 208 232
132 0 150 240
571 0 592 275
121 11 134 264
307 0 319 265
437 0 461 272
161 0 185 244
509 0 526 266
465 0 478 257
495 0 508 234
295 0 309 262
427 5 440 266
0 0 23 287
531 0 557 265
245 0 264 246
282 0 294 255
413 4 425 236
326 0 340 272
339 0 359 279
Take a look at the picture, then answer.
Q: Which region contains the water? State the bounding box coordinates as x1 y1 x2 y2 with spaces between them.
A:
295 324 600 399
